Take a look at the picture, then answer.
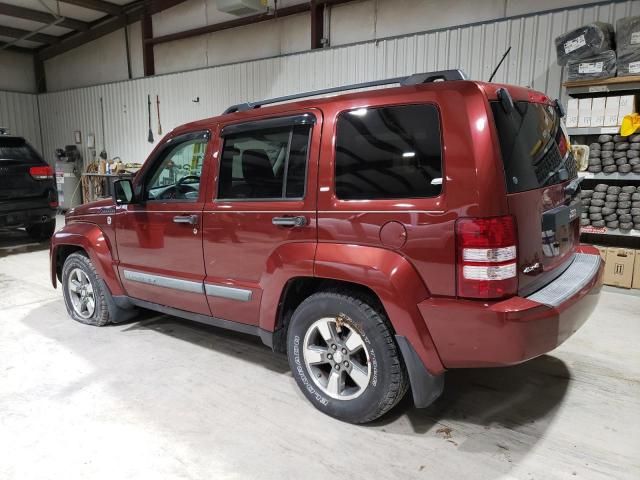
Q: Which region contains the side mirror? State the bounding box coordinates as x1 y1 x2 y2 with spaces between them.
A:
113 179 136 205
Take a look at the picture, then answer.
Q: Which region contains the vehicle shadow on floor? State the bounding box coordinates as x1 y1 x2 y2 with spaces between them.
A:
0 228 50 258
125 313 570 441
369 354 571 455
121 314 291 375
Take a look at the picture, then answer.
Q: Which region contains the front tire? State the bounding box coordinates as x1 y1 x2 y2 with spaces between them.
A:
61 252 111 326
287 290 408 423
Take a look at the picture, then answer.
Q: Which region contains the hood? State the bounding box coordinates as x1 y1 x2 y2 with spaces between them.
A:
66 198 116 219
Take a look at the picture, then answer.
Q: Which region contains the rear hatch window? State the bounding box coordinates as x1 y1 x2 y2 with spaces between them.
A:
0 137 44 165
491 101 576 193
0 137 50 202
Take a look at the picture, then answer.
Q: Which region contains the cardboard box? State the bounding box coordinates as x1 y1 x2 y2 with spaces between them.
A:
603 248 636 288
591 97 606 127
604 96 620 126
633 253 640 290
578 98 592 127
595 245 608 261
617 95 636 125
566 98 579 128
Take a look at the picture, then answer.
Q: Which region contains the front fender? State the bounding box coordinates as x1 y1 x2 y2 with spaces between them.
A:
314 243 444 375
50 222 123 296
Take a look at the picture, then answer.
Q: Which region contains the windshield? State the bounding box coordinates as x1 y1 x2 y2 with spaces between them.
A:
491 101 575 193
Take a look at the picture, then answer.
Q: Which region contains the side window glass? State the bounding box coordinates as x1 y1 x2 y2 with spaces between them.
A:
146 137 207 201
335 104 443 200
218 123 311 200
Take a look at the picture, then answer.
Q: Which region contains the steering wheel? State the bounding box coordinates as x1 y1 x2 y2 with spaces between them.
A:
177 175 201 187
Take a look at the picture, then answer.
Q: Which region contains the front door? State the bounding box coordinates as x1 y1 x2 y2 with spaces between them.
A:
201 112 321 327
116 131 211 315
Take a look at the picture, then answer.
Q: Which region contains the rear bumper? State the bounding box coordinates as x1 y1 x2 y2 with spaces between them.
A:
420 246 604 368
0 204 56 228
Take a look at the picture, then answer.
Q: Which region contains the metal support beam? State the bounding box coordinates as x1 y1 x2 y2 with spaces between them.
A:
148 0 356 46
59 0 122 16
141 12 154 76
0 25 59 45
34 55 47 93
149 3 309 45
0 2 89 31
37 0 188 60
310 0 324 49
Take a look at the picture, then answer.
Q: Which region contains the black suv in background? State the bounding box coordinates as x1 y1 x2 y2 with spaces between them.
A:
0 132 57 241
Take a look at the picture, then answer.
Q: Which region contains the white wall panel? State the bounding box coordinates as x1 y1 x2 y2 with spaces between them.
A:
37 1 640 169
0 91 42 154
0 50 36 93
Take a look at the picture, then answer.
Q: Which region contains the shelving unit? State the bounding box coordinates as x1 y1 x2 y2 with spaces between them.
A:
578 171 640 181
567 126 619 135
564 77 640 248
564 75 640 97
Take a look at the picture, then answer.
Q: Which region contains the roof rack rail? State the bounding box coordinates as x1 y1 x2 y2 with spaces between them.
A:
223 69 468 114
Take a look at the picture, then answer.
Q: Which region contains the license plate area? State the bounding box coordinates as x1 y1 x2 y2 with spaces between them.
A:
542 201 581 231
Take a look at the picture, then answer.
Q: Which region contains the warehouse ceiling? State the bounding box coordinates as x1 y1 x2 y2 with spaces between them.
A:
0 0 187 52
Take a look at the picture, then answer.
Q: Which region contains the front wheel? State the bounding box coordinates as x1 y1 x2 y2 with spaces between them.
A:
287 291 408 423
61 252 111 326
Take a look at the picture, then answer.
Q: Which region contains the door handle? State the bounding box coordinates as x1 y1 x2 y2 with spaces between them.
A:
173 214 199 225
272 216 307 227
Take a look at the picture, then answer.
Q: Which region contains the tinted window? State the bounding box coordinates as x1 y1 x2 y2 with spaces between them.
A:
335 105 443 200
218 124 311 200
491 101 576 193
0 137 44 165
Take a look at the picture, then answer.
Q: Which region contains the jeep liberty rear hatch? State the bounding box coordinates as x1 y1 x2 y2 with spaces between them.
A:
491 96 580 297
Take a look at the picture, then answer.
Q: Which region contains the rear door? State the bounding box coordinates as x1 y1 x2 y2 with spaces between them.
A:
0 137 53 206
490 100 580 296
201 112 320 327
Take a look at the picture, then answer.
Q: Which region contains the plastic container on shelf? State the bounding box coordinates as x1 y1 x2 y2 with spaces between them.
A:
555 22 614 66
567 50 617 80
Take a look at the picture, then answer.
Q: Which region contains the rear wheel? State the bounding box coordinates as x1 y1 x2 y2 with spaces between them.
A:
287 291 408 423
26 219 55 241
62 252 111 326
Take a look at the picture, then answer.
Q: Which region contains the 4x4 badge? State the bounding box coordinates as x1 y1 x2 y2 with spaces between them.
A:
522 262 542 274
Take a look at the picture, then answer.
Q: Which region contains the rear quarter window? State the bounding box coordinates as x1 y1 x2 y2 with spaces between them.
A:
335 104 443 200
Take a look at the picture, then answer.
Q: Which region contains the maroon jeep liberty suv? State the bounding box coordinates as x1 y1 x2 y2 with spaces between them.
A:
51 70 603 423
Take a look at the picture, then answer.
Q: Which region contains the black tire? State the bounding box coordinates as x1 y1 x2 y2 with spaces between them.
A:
26 219 55 241
61 252 111 326
287 290 409 424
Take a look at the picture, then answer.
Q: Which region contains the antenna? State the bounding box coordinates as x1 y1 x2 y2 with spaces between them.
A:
488 46 512 83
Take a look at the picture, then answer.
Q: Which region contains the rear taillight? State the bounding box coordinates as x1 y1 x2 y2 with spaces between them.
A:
456 216 518 299
29 165 54 180
557 134 568 158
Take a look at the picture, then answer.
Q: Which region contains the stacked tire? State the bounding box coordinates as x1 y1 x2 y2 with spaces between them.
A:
581 184 640 231
587 133 640 174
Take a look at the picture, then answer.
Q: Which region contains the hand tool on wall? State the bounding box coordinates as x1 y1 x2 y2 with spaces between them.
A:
156 95 162 136
147 94 154 143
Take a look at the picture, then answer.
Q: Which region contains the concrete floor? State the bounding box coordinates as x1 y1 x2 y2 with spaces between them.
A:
1 217 639 480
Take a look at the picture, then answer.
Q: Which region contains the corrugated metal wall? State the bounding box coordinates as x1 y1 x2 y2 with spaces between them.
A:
34 0 640 166
0 91 41 152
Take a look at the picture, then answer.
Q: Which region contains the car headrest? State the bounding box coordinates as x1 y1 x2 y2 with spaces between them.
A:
242 149 274 185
